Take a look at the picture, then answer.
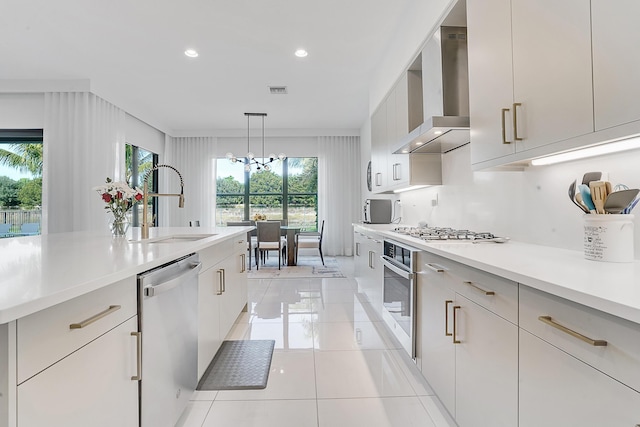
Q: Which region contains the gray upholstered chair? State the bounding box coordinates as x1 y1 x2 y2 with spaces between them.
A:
295 220 324 265
256 221 286 269
227 221 257 270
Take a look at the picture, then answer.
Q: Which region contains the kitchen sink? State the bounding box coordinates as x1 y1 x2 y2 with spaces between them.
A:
130 234 217 243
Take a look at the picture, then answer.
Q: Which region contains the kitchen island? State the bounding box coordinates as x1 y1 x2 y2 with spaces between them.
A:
0 226 253 427
355 223 640 426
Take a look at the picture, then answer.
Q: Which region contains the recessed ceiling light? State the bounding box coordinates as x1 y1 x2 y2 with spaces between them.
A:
184 49 199 58
295 49 308 58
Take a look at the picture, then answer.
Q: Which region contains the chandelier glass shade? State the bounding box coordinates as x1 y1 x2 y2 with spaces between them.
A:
225 112 286 172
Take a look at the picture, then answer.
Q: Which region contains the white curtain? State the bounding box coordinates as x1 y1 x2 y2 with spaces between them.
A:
162 136 216 227
318 136 361 256
43 92 125 233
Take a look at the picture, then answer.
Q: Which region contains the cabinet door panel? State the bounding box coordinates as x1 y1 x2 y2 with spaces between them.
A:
455 296 518 427
511 0 593 151
592 0 640 130
198 267 222 378
418 271 456 415
520 330 640 426
467 0 515 164
17 317 138 427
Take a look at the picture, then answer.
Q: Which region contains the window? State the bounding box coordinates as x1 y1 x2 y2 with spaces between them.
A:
0 129 43 237
125 144 158 227
216 157 318 231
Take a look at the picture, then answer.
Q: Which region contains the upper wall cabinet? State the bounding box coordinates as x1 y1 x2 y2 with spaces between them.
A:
467 0 594 169
592 0 640 131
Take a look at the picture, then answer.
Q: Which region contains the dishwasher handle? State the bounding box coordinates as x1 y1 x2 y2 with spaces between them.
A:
144 262 202 297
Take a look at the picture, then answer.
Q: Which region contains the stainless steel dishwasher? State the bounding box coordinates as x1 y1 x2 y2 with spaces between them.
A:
137 253 201 427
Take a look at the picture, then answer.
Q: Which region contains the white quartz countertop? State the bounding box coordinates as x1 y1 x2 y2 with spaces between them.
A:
0 226 252 324
354 223 640 325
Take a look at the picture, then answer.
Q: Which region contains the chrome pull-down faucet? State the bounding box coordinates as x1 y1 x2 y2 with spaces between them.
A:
140 164 184 239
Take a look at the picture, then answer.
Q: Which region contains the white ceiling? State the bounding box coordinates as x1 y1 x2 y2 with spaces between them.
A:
0 0 416 134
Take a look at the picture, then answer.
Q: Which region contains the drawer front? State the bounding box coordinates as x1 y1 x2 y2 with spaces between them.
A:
17 277 137 384
420 252 518 324
520 284 640 392
199 236 246 271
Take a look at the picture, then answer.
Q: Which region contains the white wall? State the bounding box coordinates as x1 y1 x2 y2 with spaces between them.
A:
0 93 44 128
125 113 165 156
399 143 640 257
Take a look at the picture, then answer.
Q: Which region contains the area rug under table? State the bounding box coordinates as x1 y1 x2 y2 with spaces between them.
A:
196 340 275 390
247 256 345 279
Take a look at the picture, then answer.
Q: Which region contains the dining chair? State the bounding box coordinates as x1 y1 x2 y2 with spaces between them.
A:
295 220 325 265
256 221 286 270
226 221 256 270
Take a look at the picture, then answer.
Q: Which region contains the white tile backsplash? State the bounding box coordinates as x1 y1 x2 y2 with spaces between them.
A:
399 143 640 258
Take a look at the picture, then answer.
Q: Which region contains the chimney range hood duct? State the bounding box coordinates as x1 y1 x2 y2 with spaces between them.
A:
393 26 470 155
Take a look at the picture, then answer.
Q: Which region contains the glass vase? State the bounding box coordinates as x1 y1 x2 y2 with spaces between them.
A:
110 218 130 237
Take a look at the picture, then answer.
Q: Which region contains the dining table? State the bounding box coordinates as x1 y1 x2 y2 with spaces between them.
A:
280 226 301 266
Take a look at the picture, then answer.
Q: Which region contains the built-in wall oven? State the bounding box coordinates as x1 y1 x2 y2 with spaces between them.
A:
380 239 419 358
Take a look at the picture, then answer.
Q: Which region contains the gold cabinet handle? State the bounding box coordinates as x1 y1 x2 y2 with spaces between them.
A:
221 268 226 293
216 269 224 295
463 281 495 296
453 305 461 344
445 300 453 337
69 305 121 329
240 254 246 273
130 331 142 381
355 242 360 256
538 316 607 347
426 263 444 273
501 108 511 144
513 102 523 141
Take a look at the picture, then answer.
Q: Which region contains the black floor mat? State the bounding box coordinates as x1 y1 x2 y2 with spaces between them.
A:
196 340 275 390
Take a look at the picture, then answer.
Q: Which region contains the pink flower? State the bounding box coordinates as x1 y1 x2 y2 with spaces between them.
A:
102 193 112 203
134 193 143 201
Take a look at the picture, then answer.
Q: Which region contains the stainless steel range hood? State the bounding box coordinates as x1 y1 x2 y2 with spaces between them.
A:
393 25 470 155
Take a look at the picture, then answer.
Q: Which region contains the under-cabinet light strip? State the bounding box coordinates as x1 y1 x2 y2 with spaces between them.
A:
530 135 640 166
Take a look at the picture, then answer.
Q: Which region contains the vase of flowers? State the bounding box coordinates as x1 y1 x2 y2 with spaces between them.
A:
93 178 143 237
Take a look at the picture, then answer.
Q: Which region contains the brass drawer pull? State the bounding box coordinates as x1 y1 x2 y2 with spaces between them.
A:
445 300 453 337
453 305 461 344
513 102 523 141
216 269 224 295
131 331 142 381
463 281 495 296
538 316 607 347
426 263 444 273
240 254 246 273
69 305 121 329
501 108 511 144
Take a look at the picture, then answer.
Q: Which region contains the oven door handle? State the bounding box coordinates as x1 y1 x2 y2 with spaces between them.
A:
380 255 414 280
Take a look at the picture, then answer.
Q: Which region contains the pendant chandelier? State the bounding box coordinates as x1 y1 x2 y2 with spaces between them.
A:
226 112 286 172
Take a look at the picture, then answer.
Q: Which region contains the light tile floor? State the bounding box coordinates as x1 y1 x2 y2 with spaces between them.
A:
176 257 457 427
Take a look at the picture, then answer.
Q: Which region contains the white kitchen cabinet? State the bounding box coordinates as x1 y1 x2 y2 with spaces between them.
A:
17 316 139 427
353 228 383 317
416 258 456 415
592 0 640 131
370 105 388 191
197 237 248 378
468 0 593 168
520 329 640 426
416 252 518 426
454 295 518 427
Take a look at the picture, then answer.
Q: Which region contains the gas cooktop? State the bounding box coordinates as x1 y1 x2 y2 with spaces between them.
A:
391 226 508 243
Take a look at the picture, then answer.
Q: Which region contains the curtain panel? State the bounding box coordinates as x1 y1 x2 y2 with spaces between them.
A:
43 92 125 234
162 136 216 227
318 135 361 256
